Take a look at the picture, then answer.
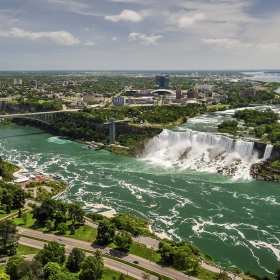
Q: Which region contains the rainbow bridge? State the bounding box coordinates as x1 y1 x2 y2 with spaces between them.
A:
0 111 68 125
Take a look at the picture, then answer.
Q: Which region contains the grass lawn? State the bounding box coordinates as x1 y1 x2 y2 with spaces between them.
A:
63 223 97 243
0 244 40 263
16 244 40 256
0 265 5 273
129 243 160 263
197 267 219 280
0 209 18 220
12 212 97 243
11 211 36 228
102 267 136 280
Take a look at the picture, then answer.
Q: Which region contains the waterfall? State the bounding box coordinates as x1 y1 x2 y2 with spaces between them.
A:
143 129 258 179
158 129 254 159
263 144 273 160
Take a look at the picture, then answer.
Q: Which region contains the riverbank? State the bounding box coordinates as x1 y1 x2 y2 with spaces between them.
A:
251 160 280 182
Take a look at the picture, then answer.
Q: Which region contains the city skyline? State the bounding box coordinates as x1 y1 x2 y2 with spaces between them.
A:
0 0 280 71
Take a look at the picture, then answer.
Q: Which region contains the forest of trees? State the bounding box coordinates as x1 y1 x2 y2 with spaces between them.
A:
217 108 280 142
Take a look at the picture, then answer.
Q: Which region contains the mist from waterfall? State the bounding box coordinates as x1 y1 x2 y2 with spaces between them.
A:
142 129 261 180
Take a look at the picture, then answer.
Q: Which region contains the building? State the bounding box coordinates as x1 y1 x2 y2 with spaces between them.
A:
196 84 213 91
156 74 169 89
29 80 37 86
83 93 96 102
14 79 22 85
240 89 256 97
176 86 182 99
126 97 156 105
112 96 126 106
187 89 198 100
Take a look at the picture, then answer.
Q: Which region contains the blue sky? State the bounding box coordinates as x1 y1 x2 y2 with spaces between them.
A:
0 0 279 70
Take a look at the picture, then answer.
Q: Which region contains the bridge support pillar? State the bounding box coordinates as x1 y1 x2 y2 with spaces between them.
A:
109 118 115 143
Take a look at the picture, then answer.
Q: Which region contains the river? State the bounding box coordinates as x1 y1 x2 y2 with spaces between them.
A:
0 123 280 276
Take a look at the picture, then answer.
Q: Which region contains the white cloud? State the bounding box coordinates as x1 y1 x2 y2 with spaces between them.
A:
257 43 280 54
202 38 252 49
0 27 80 45
83 41 95 46
112 37 120 42
105 10 143 22
128 32 162 45
178 12 205 27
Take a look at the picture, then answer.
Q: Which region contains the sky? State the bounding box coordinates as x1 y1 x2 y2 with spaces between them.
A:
0 0 280 71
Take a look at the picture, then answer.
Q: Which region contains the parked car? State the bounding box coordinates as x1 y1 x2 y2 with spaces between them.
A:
133 260 139 264
0 259 7 263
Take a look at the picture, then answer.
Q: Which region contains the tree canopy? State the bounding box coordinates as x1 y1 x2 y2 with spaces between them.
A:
35 241 66 266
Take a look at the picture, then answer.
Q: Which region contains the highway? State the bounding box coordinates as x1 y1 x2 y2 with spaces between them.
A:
17 226 243 280
19 237 154 280
18 227 191 280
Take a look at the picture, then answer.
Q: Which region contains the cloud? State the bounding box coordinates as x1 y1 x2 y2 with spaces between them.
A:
112 37 120 42
257 43 280 54
105 9 143 22
202 38 252 49
48 0 101 16
178 13 205 27
83 41 95 46
128 32 162 45
0 27 80 45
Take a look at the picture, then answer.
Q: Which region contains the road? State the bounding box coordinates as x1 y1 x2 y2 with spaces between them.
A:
16 226 243 280
18 237 154 280
18 227 194 280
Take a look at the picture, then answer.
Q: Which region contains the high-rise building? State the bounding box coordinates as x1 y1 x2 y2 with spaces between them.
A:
156 74 169 89
176 86 182 99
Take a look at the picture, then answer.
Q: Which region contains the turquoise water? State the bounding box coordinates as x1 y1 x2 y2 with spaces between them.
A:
0 124 280 276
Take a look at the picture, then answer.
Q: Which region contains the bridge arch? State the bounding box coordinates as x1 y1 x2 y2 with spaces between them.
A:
0 111 67 126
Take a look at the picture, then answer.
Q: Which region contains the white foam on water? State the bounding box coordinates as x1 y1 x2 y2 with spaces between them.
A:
47 136 72 144
142 129 261 179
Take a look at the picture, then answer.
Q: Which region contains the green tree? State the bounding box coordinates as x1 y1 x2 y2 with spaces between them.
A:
0 220 18 251
22 212 28 225
159 243 175 264
19 260 44 280
213 272 230 280
68 201 85 224
114 230 133 251
118 274 125 280
57 222 67 234
94 249 103 262
5 255 25 280
43 262 61 279
66 247 86 272
96 219 116 245
79 256 104 280
54 211 66 229
17 209 22 218
45 220 53 232
35 241 66 266
0 272 10 280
